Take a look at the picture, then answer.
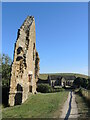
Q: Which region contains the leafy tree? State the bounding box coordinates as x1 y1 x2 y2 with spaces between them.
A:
73 77 81 88
0 54 12 106
82 78 88 88
0 53 2 73
73 77 88 88
87 79 90 90
1 54 12 87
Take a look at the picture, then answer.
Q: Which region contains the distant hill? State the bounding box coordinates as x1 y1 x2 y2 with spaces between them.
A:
39 73 88 80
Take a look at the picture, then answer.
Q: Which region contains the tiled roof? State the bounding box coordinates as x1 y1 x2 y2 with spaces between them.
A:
49 75 76 80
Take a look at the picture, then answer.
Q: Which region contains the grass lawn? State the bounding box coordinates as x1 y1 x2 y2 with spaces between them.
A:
75 93 90 118
2 91 68 118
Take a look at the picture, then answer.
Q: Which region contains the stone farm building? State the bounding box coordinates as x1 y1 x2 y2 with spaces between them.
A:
9 16 40 106
37 75 76 88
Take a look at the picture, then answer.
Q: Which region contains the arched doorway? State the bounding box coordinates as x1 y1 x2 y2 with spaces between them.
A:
14 84 23 105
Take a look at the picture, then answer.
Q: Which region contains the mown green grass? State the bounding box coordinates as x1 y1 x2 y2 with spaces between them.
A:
2 91 68 118
39 73 88 80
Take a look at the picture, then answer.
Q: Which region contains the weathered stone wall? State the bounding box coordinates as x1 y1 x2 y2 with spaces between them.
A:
9 16 40 106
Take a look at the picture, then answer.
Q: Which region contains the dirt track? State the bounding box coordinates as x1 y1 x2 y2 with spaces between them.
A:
60 91 79 119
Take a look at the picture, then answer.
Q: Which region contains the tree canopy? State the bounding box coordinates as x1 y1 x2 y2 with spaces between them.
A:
1 54 12 87
73 77 88 88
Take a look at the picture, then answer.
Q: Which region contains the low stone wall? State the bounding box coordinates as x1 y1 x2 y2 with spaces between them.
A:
81 89 90 101
79 88 90 106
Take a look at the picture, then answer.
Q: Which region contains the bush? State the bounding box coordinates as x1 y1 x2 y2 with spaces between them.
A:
53 88 64 92
37 84 53 93
78 88 82 96
37 84 65 93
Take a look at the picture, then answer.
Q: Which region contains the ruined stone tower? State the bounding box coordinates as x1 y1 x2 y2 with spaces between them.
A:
9 16 40 106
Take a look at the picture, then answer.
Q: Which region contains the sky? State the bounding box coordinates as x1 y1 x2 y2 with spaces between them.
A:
2 2 88 75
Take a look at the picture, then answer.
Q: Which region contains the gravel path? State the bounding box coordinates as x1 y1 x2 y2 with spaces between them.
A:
60 91 79 119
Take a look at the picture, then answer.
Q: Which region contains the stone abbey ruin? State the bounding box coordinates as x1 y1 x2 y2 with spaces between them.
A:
9 16 40 106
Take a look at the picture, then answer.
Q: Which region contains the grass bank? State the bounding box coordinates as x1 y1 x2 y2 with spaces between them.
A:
75 88 90 118
75 88 90 107
39 73 88 80
79 89 90 106
76 93 90 118
2 91 68 118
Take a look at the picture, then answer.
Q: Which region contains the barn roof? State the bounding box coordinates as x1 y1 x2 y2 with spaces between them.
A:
37 75 76 84
49 75 76 80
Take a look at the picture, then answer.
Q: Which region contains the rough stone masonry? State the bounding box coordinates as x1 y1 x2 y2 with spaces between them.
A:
9 16 40 106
